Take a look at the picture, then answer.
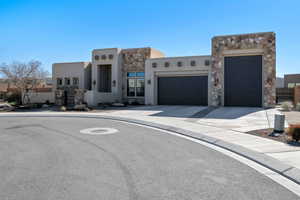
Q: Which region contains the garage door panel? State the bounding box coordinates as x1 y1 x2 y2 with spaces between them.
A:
224 55 262 107
158 76 208 105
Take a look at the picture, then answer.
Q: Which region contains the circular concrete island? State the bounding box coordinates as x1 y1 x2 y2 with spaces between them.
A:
80 127 119 135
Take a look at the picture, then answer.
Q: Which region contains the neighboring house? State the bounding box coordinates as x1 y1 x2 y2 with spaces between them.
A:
276 77 284 88
284 74 300 88
0 79 54 104
53 32 276 108
0 82 19 101
276 74 300 104
0 84 7 101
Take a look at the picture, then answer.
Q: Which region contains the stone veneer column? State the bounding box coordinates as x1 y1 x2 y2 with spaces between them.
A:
211 32 276 107
121 48 151 103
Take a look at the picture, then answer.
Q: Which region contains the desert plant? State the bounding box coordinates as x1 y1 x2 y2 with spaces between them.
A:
287 124 300 142
0 60 50 105
60 106 67 112
296 103 300 111
281 101 293 111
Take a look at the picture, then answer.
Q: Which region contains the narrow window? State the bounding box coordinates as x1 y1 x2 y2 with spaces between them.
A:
64 78 70 86
190 60 196 66
98 65 112 92
136 79 145 96
205 60 210 66
73 77 79 86
57 78 62 86
127 79 135 97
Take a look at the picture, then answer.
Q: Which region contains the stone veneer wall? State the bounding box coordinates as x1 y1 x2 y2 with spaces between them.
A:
121 48 151 103
121 48 151 71
54 86 80 106
211 32 276 107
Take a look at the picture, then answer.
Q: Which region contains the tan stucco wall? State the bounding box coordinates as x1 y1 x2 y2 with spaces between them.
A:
52 62 90 90
89 48 122 106
150 48 165 58
23 91 54 104
145 55 211 105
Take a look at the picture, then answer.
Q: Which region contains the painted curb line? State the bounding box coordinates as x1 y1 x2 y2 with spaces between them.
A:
1 112 300 185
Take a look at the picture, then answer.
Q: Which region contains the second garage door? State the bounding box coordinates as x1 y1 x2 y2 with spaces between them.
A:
224 55 262 107
158 76 208 105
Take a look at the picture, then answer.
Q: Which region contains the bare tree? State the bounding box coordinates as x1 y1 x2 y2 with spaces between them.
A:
0 60 50 105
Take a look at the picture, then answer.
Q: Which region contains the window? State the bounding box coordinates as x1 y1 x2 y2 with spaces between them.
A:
98 65 112 92
127 72 145 97
57 78 62 86
190 60 196 66
177 61 182 67
136 79 145 96
164 62 170 67
205 60 210 66
152 62 157 68
288 83 296 88
136 72 145 77
94 55 99 60
64 78 70 86
288 83 300 88
127 72 136 77
109 54 114 59
101 55 107 60
127 79 135 97
73 77 79 86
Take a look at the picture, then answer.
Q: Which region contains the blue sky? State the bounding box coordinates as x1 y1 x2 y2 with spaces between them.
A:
0 0 299 77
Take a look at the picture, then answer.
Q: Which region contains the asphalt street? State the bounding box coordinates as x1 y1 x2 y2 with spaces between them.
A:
0 116 298 200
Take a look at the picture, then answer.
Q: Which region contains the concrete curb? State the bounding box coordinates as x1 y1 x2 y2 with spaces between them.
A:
1 112 300 185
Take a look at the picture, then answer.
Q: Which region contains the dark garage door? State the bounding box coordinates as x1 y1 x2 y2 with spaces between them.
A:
224 55 262 107
158 76 208 105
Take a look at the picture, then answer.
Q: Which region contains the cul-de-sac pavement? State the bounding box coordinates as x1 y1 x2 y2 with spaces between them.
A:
0 110 299 200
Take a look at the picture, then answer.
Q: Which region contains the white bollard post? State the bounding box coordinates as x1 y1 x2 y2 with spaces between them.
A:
273 114 285 134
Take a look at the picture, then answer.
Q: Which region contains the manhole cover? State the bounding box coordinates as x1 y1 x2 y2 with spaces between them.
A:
80 128 118 135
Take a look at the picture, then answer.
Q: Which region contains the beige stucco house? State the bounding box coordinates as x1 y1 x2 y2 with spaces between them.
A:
52 32 276 108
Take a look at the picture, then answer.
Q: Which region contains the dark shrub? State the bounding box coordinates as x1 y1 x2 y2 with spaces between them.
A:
288 125 300 142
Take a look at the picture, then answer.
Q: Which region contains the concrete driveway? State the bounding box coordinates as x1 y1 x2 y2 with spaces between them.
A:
102 106 278 132
192 107 281 132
